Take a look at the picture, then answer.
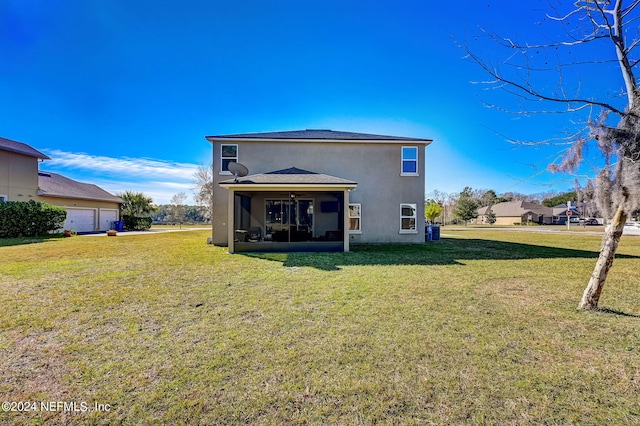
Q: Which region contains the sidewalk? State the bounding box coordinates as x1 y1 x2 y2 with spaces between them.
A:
79 227 210 237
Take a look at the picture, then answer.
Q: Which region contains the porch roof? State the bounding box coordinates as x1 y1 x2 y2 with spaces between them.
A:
219 167 357 189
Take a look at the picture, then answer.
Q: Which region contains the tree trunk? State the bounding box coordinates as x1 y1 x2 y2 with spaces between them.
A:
577 203 627 310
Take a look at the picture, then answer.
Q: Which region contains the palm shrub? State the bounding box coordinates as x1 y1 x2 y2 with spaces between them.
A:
425 202 443 224
117 191 155 231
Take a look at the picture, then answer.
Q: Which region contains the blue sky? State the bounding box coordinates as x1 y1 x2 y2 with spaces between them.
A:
0 0 624 203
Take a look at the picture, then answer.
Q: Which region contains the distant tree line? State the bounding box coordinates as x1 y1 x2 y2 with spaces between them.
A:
151 203 210 224
425 185 637 226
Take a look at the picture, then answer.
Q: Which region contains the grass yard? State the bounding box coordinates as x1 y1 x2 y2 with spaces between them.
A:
1 229 640 425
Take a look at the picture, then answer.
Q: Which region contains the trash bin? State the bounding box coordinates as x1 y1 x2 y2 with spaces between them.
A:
114 220 124 231
425 225 432 242
430 225 441 242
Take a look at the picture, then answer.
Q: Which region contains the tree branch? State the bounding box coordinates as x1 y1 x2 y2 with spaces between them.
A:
463 45 629 116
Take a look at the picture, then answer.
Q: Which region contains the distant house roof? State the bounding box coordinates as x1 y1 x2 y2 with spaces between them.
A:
552 203 582 216
478 200 553 217
219 167 357 187
38 172 123 203
0 136 50 160
207 129 432 144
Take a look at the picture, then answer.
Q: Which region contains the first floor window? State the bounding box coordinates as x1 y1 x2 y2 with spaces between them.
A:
400 203 417 233
0 194 7 202
348 204 361 233
221 144 238 174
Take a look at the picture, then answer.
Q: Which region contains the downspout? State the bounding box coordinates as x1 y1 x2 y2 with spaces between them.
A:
227 189 235 254
343 189 350 252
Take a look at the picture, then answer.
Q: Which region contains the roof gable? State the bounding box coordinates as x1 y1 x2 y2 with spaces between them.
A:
220 166 357 186
0 136 50 160
265 167 317 175
38 172 123 203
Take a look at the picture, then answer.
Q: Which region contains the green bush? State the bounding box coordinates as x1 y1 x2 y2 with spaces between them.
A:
122 215 152 231
0 200 67 238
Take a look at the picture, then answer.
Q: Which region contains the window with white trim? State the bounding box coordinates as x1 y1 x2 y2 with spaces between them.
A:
401 146 418 176
400 203 417 233
0 194 7 202
220 144 238 174
348 204 361 233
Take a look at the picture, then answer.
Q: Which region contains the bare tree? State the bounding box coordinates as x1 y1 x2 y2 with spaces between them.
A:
169 192 188 228
465 0 640 310
429 190 457 225
193 164 213 222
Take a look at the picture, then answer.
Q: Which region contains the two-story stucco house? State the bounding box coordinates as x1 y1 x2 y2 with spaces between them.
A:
207 129 432 253
0 136 123 232
0 136 49 202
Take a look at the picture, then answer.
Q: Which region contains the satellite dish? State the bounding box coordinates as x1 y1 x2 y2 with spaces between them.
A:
227 162 249 182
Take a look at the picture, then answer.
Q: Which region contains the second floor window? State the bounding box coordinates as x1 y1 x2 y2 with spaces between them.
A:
401 146 418 176
221 144 238 174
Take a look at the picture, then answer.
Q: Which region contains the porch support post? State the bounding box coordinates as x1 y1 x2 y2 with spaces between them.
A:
227 188 235 254
343 189 350 252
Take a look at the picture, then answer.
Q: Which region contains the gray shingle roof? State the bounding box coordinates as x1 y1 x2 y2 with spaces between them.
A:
219 167 357 186
478 200 553 217
0 136 50 159
38 172 124 203
207 129 432 142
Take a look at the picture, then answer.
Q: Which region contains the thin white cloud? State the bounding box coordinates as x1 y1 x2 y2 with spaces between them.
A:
90 179 197 205
41 150 204 204
44 149 200 180
150 181 194 190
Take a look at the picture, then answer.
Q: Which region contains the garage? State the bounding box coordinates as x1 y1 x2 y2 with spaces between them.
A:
38 172 123 232
99 209 118 231
64 208 97 233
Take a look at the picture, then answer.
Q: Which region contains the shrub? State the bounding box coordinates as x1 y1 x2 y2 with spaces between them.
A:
0 200 67 238
122 215 152 231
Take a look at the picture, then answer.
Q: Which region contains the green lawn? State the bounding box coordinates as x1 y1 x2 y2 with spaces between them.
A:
1 229 639 424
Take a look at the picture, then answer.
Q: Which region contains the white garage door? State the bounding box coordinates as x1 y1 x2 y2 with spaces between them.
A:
64 208 96 233
99 209 118 231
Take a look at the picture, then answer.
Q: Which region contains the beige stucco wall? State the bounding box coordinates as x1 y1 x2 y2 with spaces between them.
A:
494 216 523 226
211 140 427 245
41 196 121 210
0 151 40 201
492 215 552 226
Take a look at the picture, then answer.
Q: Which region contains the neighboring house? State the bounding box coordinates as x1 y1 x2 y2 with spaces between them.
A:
207 129 433 253
552 203 583 224
476 200 554 225
0 136 50 202
0 136 123 233
38 172 123 232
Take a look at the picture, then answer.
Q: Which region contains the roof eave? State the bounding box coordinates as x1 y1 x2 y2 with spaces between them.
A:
218 183 357 191
39 192 124 203
206 136 432 146
2 147 51 160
